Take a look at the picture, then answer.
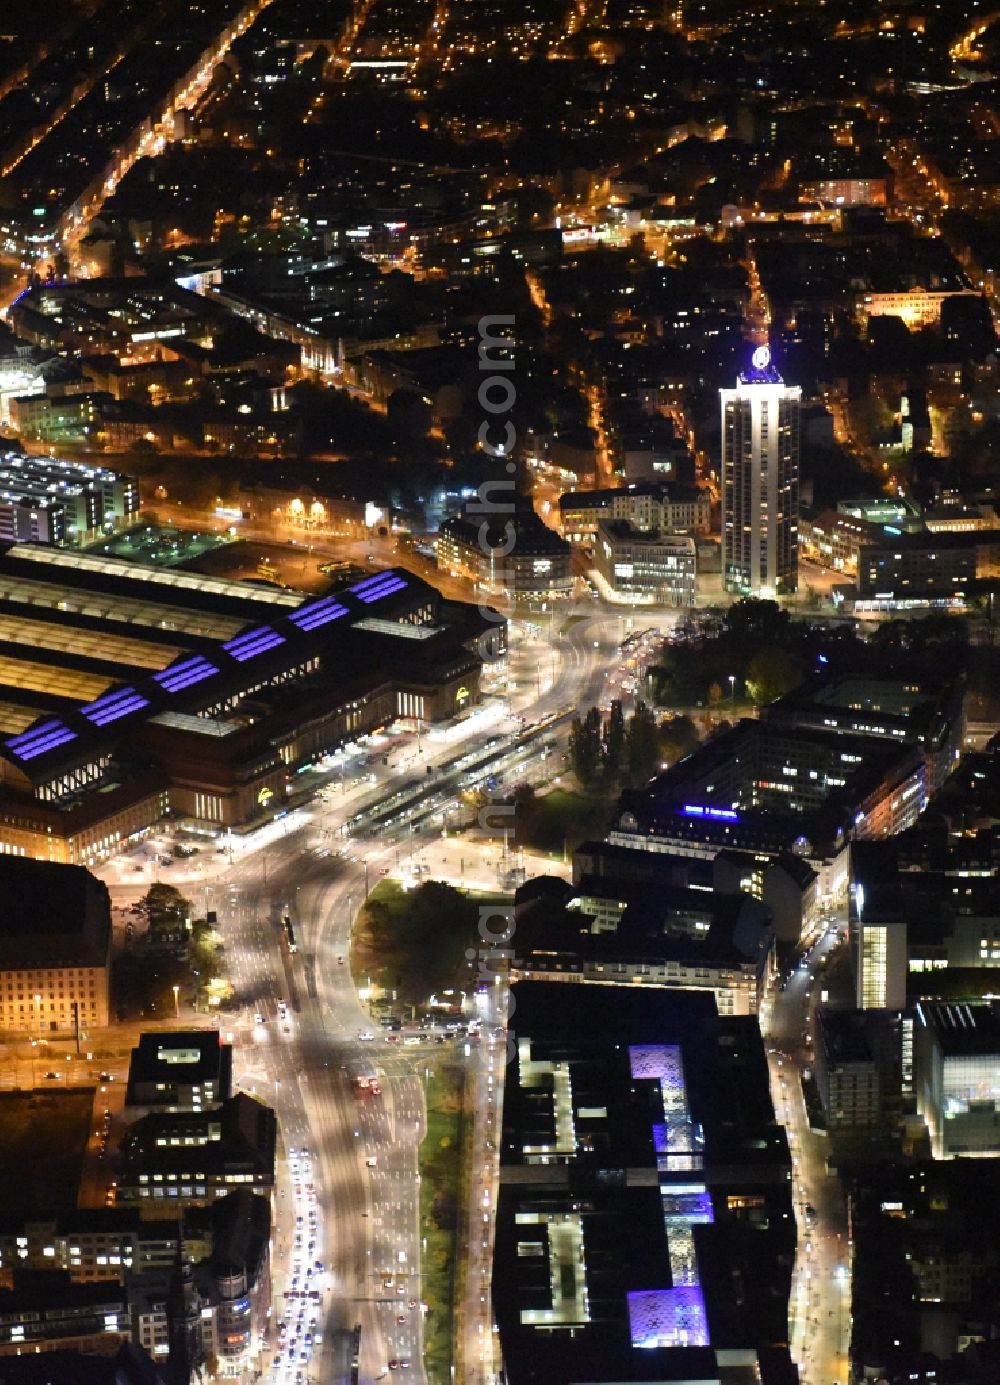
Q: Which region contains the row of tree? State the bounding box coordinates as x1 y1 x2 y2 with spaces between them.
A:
568 701 701 788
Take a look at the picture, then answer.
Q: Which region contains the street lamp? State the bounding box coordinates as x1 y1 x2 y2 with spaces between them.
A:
729 674 736 705
172 985 180 1019
33 994 42 1038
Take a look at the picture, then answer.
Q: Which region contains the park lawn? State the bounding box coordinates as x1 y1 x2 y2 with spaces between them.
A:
515 786 614 855
419 1066 466 1384
0 1091 93 1211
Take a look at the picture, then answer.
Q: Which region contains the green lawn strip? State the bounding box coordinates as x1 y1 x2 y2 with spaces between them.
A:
418 1066 465 1383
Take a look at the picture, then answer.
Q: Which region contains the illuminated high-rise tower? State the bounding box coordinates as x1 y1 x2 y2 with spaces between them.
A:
720 345 801 597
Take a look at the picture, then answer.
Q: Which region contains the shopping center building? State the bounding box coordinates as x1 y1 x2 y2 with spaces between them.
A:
0 544 490 864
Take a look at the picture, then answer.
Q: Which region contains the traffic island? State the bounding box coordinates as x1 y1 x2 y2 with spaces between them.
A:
418 1064 466 1385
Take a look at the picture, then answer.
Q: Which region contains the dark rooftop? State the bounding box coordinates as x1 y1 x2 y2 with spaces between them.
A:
127 1030 232 1106
916 1001 1000 1056
818 1008 875 1066
0 858 109 968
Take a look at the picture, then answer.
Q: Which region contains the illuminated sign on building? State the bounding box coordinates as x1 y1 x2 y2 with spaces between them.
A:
680 804 740 822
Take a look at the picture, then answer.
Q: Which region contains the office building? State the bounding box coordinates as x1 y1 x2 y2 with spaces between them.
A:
760 674 965 800
848 826 1000 1012
0 1272 130 1356
798 509 881 577
853 912 908 1011
130 1190 270 1371
593 521 697 606
712 849 818 944
558 483 711 544
493 982 794 1384
574 839 818 947
116 1094 276 1209
0 1210 187 1288
857 529 1000 602
813 1009 897 1132
0 856 111 1034
436 502 572 599
511 873 774 1016
0 453 139 545
720 345 801 597
0 1193 267 1371
126 1032 234 1113
610 677 956 904
914 1002 1000 1158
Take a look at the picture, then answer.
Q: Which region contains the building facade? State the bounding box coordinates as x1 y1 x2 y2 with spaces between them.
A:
814 1009 882 1130
130 1191 270 1375
914 1002 1000 1158
558 483 711 544
720 345 801 597
0 1274 131 1356
0 453 139 545
0 858 111 1034
857 288 980 330
436 503 572 599
0 1212 187 1288
852 914 907 1011
593 521 696 606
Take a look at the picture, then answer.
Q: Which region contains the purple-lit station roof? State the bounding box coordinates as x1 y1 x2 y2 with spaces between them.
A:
0 545 416 777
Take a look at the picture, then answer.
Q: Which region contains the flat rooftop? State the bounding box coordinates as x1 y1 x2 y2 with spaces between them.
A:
127 1029 232 1099
0 857 109 967
818 1008 874 1065
916 1001 1000 1056
493 983 793 1382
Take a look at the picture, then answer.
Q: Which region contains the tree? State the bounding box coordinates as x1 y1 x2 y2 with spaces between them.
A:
363 881 479 1008
724 597 789 645
658 714 700 765
142 884 191 953
648 646 705 707
626 701 661 786
569 707 602 785
602 700 626 776
745 646 804 705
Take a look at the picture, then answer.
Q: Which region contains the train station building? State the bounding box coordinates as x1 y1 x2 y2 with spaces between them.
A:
0 544 493 864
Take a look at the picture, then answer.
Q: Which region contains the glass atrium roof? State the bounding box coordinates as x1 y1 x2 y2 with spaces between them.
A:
0 614 181 671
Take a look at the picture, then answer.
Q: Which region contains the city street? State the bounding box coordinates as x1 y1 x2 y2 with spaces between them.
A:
762 912 852 1385
91 604 625 1384
79 594 851 1385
